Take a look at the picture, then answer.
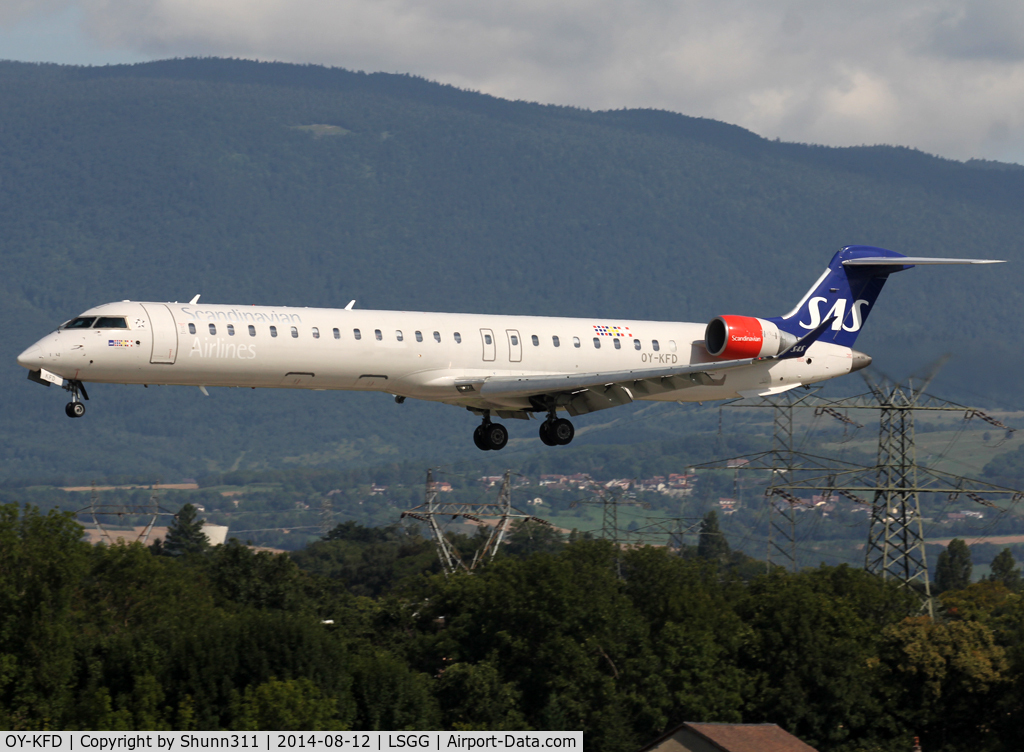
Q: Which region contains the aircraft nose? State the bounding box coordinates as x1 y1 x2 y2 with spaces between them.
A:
850 350 872 373
17 344 43 370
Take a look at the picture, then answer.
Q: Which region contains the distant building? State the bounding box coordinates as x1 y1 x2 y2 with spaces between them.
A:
637 722 818 752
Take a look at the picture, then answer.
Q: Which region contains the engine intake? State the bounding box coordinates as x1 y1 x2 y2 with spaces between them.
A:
705 315 797 359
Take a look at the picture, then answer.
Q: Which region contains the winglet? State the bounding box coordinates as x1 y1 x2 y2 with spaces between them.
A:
189 294 201 304
345 300 356 310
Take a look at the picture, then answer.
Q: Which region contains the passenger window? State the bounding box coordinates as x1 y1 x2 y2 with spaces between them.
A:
434 331 441 343
270 326 278 338
485 334 492 345
63 317 96 329
188 323 196 335
333 328 340 339
573 337 580 348
95 317 128 329
208 324 216 335
552 336 560 347
531 335 539 346
613 338 621 349
593 337 601 349
668 340 677 352
396 330 403 342
415 331 423 342
248 325 256 336
454 332 462 343
353 328 361 340
634 339 641 350
511 335 519 346
652 339 660 351
290 326 298 338
375 329 382 341
312 327 320 339
227 324 235 336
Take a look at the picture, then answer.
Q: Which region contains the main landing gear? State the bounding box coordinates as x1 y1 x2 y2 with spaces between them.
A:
473 415 509 451
539 415 574 446
63 379 89 419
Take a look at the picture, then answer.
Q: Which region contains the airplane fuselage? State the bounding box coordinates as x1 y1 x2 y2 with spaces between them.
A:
18 300 857 416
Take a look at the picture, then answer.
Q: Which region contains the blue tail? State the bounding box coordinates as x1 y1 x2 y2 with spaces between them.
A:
767 246 911 349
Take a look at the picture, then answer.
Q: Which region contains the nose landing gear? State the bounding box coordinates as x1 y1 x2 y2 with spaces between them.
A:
539 415 574 446
473 414 509 451
63 379 89 418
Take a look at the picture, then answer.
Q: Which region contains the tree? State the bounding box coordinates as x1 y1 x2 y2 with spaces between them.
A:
935 539 972 593
162 504 210 557
988 548 1020 591
697 510 729 562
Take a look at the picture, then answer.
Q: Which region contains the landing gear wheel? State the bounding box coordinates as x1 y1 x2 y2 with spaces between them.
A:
551 418 574 445
65 402 85 418
473 425 490 451
539 421 558 446
484 422 508 451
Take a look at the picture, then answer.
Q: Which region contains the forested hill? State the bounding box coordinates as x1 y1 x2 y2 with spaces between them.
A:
2 57 1023 479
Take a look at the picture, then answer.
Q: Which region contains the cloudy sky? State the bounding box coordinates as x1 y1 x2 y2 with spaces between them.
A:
3 1 1024 164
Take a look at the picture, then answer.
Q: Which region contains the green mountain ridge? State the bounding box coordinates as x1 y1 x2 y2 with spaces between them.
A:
2 57 1023 479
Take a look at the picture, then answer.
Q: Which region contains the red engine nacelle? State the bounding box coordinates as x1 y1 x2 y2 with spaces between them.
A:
705 315 793 359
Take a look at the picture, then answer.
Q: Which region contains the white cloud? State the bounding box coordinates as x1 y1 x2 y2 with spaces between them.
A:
5 0 1024 163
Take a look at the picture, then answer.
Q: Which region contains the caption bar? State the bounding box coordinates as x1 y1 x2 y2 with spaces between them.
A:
2 734 580 751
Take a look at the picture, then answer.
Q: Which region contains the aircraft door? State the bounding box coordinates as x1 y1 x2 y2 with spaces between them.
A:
141 304 178 364
480 329 495 362
506 329 522 362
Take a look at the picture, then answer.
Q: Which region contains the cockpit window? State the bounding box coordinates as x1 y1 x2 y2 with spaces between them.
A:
63 317 96 329
94 317 128 329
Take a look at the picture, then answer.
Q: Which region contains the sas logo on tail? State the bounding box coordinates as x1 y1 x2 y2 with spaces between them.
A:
800 297 869 332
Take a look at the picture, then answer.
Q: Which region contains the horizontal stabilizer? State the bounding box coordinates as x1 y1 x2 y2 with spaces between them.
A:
842 257 1004 266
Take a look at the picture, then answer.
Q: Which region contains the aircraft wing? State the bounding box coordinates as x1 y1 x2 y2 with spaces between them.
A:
463 356 757 416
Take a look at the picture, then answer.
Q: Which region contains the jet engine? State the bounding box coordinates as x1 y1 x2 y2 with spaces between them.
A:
704 315 799 359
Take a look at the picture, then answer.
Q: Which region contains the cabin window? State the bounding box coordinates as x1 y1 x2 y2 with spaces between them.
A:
485 334 492 345
188 323 196 335
209 324 217 335
290 326 298 338
353 328 361 340
227 324 235 336
454 332 462 343
375 329 382 341
95 317 128 329
531 334 539 346
415 331 423 342
668 340 677 352
552 335 560 347
248 325 256 337
613 338 621 349
573 337 580 348
270 326 278 337
434 331 441 343
312 327 320 339
634 339 641 350
333 328 340 339
593 337 601 349
510 335 519 346
63 317 96 329
652 339 660 351
396 330 404 342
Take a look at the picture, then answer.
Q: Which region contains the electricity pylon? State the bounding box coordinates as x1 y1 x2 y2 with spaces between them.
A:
401 470 552 576
773 370 1022 616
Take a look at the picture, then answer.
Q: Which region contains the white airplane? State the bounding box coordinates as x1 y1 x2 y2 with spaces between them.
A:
17 246 1001 451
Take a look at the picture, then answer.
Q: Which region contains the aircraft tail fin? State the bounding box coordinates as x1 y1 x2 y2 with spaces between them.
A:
767 246 1003 348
